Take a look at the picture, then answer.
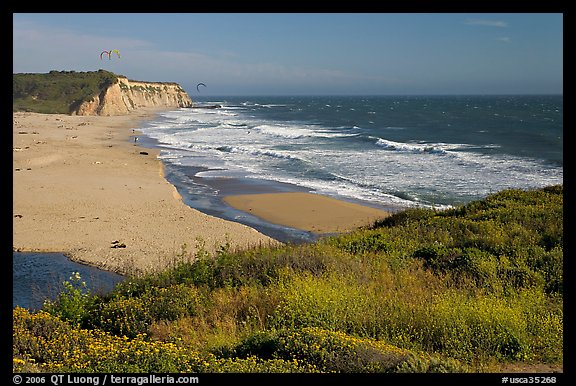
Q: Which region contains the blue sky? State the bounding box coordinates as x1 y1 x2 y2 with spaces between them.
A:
13 13 563 96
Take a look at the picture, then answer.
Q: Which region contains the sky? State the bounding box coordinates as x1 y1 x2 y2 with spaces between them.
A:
13 13 563 96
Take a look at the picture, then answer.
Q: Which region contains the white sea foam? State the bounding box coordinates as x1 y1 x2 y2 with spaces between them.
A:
374 138 449 155
256 124 356 139
141 97 563 209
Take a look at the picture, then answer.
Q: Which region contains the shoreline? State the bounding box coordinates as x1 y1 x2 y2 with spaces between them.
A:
132 119 400 243
13 109 278 275
13 108 395 276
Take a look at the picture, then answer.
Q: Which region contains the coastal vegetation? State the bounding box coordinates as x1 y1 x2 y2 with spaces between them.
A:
13 185 563 373
13 70 120 114
13 70 189 114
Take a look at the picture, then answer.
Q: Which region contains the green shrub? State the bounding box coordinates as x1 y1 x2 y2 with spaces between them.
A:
332 231 393 254
13 70 119 114
275 327 411 372
230 327 469 373
271 271 373 332
14 185 563 372
43 272 96 328
95 296 152 338
412 244 464 272
143 284 202 321
396 352 469 373
230 330 280 359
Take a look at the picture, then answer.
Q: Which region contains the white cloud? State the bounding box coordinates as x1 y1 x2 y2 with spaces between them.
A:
496 37 511 43
465 19 508 28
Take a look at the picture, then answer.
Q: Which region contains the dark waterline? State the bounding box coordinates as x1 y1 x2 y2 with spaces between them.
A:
135 132 328 244
13 252 125 311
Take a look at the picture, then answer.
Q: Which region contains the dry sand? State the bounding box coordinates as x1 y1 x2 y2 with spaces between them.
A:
13 110 278 275
224 192 391 234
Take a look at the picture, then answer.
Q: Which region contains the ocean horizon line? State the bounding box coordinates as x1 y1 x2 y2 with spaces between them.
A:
189 93 563 98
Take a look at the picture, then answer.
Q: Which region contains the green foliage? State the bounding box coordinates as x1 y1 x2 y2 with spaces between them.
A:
332 231 393 254
227 327 469 373
13 307 316 373
92 296 152 338
13 186 563 372
43 272 96 328
13 70 119 114
87 284 203 338
271 271 375 332
396 353 470 373
113 242 331 293
273 327 413 372
350 185 562 295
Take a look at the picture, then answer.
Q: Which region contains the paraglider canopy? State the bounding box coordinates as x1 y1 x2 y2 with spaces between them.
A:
197 83 207 92
100 51 109 60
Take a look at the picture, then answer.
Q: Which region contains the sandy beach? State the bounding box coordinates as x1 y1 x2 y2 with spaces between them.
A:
13 110 277 275
224 192 390 234
13 109 392 275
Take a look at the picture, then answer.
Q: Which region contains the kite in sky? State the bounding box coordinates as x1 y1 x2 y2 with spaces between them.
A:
100 50 121 60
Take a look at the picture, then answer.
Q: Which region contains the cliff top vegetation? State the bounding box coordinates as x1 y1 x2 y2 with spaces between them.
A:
13 70 186 114
13 70 121 114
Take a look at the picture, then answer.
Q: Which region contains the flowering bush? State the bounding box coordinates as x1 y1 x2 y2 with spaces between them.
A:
43 272 95 327
13 186 563 372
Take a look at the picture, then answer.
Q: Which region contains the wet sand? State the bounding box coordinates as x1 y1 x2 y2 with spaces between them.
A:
224 192 391 234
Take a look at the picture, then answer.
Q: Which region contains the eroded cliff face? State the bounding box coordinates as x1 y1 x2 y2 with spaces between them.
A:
73 77 193 116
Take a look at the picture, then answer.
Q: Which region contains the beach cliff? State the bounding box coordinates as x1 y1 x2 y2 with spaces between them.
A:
14 70 193 116
73 77 193 116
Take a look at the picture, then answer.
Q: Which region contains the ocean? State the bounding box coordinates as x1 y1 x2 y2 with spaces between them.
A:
138 95 563 238
13 94 563 310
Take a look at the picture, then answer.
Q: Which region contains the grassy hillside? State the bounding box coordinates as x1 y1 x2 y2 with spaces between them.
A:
13 70 119 114
13 185 563 373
